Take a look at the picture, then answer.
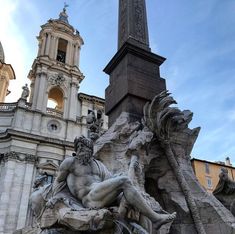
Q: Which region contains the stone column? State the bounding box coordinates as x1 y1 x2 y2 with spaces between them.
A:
29 80 35 103
35 72 47 111
0 154 17 234
53 37 59 60
0 153 36 234
42 90 49 113
69 44 74 66
73 44 79 67
41 36 47 56
37 39 42 57
16 160 35 230
63 96 68 119
31 73 40 109
48 35 55 59
76 47 81 67
45 33 51 56
67 81 78 121
4 162 26 233
65 42 71 64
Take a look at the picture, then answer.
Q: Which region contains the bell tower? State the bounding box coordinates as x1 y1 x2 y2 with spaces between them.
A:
28 6 84 121
0 41 15 102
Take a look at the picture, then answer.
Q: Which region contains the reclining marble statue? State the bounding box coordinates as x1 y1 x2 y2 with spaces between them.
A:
30 135 176 233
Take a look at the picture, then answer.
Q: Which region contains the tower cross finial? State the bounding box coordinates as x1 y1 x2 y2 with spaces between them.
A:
63 2 69 12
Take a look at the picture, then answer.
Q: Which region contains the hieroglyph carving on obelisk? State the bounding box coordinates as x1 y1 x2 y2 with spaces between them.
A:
118 0 150 50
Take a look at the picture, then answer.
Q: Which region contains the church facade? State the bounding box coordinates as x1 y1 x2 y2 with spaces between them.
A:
0 8 107 234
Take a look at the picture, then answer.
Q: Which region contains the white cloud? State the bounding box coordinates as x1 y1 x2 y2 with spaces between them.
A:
0 0 41 103
0 0 28 102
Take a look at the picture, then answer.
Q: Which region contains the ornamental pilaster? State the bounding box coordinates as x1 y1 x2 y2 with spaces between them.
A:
45 33 52 56
73 44 79 67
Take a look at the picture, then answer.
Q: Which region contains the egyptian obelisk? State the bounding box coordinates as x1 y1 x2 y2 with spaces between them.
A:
104 0 166 126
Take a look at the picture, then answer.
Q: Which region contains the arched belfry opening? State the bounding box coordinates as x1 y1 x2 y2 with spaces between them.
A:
28 6 84 119
56 38 68 63
47 87 64 112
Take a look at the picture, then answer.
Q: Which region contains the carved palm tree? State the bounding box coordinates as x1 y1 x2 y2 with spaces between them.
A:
142 90 206 234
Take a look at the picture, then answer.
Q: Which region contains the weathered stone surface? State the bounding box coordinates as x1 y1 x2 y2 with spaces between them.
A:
141 91 235 233
104 0 166 126
213 168 235 216
95 90 235 234
13 227 40 234
40 205 113 231
118 0 150 50
28 131 176 234
104 43 166 126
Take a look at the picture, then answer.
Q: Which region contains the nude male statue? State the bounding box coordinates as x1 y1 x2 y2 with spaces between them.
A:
52 136 176 229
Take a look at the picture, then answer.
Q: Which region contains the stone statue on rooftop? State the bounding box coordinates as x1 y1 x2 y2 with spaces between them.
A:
21 83 29 100
213 168 235 216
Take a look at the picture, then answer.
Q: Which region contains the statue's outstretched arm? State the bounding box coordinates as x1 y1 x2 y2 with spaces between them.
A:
56 157 74 183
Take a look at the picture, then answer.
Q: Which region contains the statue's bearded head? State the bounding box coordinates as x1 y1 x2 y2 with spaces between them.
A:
74 136 93 165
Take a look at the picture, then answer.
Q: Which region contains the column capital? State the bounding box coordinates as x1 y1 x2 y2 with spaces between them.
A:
36 72 47 77
1 152 37 164
70 81 79 88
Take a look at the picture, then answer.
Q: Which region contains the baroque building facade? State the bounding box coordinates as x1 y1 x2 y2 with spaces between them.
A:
0 8 107 234
191 157 235 193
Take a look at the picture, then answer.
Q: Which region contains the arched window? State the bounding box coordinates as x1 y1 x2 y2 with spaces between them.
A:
56 38 68 63
47 87 64 111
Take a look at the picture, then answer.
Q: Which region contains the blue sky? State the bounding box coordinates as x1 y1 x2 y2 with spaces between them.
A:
0 0 235 164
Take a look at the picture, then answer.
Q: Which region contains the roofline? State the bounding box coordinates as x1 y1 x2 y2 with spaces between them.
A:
0 62 16 80
191 157 235 169
78 92 105 103
0 129 74 148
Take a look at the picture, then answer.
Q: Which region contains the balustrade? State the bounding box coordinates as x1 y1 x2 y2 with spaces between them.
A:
0 102 17 111
46 108 63 118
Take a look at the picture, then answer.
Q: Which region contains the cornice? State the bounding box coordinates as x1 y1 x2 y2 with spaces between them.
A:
78 93 105 105
31 58 83 78
0 129 74 148
1 151 37 163
39 20 84 45
104 41 166 75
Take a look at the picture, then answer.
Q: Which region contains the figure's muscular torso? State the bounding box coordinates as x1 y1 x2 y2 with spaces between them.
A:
62 157 104 201
53 139 177 227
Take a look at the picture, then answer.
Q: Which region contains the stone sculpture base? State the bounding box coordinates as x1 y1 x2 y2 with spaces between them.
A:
14 228 113 234
40 207 113 231
94 112 235 234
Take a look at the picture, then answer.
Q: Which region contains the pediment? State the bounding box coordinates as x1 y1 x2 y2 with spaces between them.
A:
38 161 59 171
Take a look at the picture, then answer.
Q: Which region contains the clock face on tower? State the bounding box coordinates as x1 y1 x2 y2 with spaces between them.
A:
56 50 66 63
